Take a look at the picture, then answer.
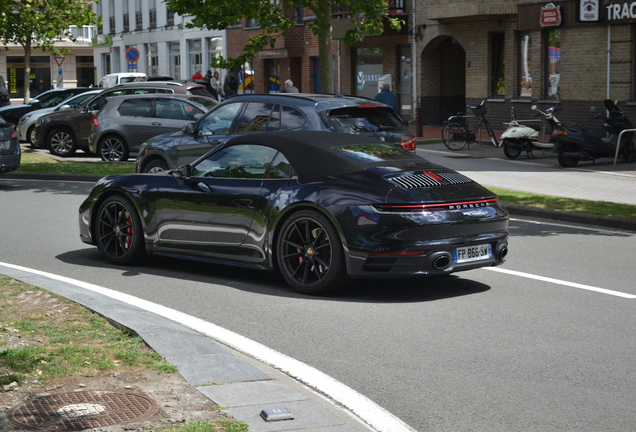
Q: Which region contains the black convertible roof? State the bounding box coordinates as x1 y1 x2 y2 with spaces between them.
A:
222 131 420 180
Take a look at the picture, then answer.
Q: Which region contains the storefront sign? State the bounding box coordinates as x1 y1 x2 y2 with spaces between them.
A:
258 49 288 60
540 3 562 27
580 0 600 21
606 1 636 20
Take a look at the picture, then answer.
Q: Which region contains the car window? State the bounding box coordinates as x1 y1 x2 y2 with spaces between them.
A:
132 88 157 94
187 87 211 97
155 98 203 121
63 92 97 109
265 152 296 179
326 107 409 134
190 145 278 179
281 105 306 130
88 90 128 111
117 99 152 117
197 103 241 136
237 102 277 133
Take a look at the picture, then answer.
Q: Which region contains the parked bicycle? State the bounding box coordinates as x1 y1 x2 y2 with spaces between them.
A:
441 99 501 151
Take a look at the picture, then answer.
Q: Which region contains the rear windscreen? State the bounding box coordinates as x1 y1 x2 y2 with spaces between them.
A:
188 87 213 97
326 107 410 135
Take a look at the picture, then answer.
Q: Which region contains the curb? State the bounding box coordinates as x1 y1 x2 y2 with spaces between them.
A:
5 171 636 233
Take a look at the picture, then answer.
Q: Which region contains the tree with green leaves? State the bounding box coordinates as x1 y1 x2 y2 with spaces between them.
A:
0 0 98 102
167 0 402 94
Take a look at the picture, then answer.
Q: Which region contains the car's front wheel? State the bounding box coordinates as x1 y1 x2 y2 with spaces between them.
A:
276 209 348 295
98 135 129 162
143 159 169 173
94 195 145 265
26 125 35 146
47 127 77 157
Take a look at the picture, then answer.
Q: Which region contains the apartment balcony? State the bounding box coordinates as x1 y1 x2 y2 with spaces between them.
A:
63 25 97 42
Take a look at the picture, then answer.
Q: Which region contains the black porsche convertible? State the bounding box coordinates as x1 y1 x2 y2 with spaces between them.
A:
79 131 509 294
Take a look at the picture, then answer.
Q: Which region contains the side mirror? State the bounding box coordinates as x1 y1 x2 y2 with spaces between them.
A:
183 123 196 134
56 104 71 111
170 165 191 185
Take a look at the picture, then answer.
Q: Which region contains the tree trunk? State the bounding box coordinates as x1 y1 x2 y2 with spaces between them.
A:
316 0 334 94
23 35 32 103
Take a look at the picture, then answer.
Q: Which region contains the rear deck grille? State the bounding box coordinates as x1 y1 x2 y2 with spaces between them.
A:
387 172 473 189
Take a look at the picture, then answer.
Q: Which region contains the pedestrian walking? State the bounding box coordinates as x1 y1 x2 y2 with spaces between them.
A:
282 79 299 93
374 83 398 114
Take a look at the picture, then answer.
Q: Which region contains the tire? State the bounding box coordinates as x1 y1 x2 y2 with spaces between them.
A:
143 159 169 173
94 195 145 265
622 141 636 163
26 125 35 145
47 127 77 157
502 140 522 159
557 146 579 168
276 210 349 295
98 135 129 162
441 121 468 151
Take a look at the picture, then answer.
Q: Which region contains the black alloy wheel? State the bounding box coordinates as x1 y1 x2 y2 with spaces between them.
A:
502 140 522 159
95 195 145 265
99 135 129 162
276 210 348 295
143 159 169 173
47 127 77 156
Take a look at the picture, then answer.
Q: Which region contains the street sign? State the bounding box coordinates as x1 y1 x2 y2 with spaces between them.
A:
54 57 65 67
125 47 140 62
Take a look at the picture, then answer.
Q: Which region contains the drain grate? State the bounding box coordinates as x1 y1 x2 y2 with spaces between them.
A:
7 390 160 431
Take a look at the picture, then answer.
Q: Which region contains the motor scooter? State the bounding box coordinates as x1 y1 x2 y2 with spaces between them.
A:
550 99 636 167
500 106 558 159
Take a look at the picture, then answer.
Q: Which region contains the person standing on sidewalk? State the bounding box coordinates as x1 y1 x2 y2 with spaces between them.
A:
374 83 398 115
282 79 299 93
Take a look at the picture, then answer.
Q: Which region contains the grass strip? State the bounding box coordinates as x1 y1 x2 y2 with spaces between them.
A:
19 152 135 176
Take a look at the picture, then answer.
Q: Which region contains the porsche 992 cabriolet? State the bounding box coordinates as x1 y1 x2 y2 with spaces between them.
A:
79 131 509 295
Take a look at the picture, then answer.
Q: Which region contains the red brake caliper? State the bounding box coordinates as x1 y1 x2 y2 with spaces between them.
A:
125 217 133 248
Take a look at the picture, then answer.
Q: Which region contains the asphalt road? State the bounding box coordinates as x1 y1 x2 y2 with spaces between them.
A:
1 177 636 432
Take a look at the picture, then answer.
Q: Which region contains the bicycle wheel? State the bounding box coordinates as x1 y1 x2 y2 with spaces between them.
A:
441 121 469 151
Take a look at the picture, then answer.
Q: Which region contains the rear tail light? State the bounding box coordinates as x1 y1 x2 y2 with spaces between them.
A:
374 197 498 212
92 118 100 126
10 129 18 140
400 138 416 151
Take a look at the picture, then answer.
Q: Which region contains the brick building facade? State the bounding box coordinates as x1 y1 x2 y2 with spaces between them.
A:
417 0 636 133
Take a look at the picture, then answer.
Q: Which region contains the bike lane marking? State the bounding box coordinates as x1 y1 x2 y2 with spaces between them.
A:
0 261 416 432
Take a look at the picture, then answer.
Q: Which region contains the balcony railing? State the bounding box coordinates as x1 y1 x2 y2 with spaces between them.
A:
65 25 96 42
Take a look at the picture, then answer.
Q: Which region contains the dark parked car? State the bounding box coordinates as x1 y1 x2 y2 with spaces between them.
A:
88 94 218 162
32 82 213 157
0 87 92 126
0 76 10 107
0 117 20 175
135 93 415 173
80 131 509 295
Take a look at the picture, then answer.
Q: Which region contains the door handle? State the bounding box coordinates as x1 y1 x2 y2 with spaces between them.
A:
151 122 162 126
197 182 212 193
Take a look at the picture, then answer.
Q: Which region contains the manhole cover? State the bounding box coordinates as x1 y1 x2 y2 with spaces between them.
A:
7 389 159 431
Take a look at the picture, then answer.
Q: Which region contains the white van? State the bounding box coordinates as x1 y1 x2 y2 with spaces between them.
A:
98 73 147 88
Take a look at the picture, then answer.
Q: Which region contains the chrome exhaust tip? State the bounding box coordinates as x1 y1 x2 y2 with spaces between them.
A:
431 253 452 270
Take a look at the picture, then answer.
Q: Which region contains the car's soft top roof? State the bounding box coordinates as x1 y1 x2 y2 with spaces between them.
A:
223 131 420 180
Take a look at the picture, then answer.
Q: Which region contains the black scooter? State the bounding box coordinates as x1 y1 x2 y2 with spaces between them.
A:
550 100 636 167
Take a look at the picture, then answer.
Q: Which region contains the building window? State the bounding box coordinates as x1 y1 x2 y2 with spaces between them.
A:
96 2 103 34
149 0 156 28
207 37 223 71
354 47 383 99
169 42 181 80
188 39 203 78
123 0 129 32
109 0 115 34
246 18 259 28
490 32 505 97
135 0 142 30
167 7 175 26
547 29 561 98
519 31 532 98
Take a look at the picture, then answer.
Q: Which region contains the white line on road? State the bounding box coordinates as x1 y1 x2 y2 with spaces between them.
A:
0 261 416 432
483 267 636 299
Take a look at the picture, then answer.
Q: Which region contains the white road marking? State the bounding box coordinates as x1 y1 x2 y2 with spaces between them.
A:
483 267 636 299
0 262 415 432
509 217 636 234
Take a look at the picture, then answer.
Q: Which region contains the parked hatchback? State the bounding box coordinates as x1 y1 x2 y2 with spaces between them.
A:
89 94 218 161
136 93 414 173
0 117 20 175
32 82 213 157
0 87 92 126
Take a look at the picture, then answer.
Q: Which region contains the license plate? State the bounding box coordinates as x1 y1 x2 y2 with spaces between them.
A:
1 140 9 150
454 244 492 263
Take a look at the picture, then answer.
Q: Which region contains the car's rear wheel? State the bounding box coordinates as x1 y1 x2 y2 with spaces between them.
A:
276 209 348 295
47 127 77 157
143 159 169 173
95 195 145 265
98 135 129 162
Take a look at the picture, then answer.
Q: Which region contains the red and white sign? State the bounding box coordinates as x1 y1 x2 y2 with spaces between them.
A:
54 56 65 67
540 3 562 27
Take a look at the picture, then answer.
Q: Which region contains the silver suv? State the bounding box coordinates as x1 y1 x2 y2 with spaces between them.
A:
88 94 218 162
